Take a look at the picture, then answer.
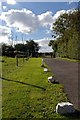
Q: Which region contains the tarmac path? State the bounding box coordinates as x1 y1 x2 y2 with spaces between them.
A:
44 58 80 110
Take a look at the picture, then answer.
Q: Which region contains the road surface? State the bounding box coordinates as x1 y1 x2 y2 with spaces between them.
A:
44 58 80 110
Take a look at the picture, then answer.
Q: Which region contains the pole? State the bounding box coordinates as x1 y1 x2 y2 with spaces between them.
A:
22 33 25 62
15 35 18 66
16 50 18 66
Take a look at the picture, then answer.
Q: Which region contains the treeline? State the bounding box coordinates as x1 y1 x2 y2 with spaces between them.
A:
49 9 80 60
1 40 40 57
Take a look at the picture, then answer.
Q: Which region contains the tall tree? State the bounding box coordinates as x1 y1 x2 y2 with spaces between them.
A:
26 40 40 57
49 10 80 60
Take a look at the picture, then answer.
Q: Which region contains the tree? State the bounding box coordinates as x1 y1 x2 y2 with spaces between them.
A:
2 44 15 57
49 40 58 57
15 44 27 52
52 13 70 38
14 40 40 57
2 44 7 56
49 9 80 60
26 40 40 57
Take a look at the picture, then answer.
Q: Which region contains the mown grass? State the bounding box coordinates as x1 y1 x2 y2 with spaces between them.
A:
1 57 79 119
56 57 80 63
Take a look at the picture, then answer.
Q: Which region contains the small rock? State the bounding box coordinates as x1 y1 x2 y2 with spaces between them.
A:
56 102 75 115
48 76 59 84
48 76 53 80
44 68 48 72
48 76 55 83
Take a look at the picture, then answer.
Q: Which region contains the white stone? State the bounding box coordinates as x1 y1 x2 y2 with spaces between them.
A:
44 68 48 72
56 102 75 114
48 76 53 80
48 76 55 83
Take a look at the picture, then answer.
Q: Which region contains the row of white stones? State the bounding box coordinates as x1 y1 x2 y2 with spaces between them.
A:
42 58 75 115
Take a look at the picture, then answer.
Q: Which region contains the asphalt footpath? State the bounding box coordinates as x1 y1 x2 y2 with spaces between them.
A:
44 58 80 110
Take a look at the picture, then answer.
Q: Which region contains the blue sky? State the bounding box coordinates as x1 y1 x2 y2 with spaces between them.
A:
2 2 78 13
0 1 79 52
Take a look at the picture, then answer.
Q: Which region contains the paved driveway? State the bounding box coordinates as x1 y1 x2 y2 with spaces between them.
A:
44 58 80 110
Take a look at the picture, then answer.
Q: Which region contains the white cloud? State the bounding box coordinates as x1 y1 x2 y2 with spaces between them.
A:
0 25 11 36
35 38 50 46
1 9 40 34
38 10 68 31
38 11 53 27
7 0 16 5
53 10 66 22
0 25 12 45
0 2 2 13
38 46 53 53
0 2 1 7
34 38 53 53
3 6 7 10
0 36 10 45
1 9 74 35
68 0 78 4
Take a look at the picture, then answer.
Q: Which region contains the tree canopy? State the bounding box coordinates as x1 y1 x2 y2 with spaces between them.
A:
2 40 40 57
49 9 80 60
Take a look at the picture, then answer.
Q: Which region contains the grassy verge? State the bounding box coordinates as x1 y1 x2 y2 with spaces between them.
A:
56 57 80 63
2 57 79 119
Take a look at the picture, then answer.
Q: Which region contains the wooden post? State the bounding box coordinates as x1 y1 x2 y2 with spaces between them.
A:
15 50 18 66
23 52 24 62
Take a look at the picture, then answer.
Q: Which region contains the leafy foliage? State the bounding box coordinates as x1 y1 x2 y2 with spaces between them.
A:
49 9 80 60
26 40 40 57
2 44 15 57
1 40 40 57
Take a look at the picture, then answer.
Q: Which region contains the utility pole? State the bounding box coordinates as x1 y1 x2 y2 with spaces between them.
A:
22 33 24 62
15 35 18 66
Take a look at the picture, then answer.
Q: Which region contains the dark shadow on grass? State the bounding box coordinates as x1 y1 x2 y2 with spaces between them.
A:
1 77 46 91
1 111 80 120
